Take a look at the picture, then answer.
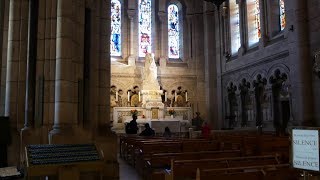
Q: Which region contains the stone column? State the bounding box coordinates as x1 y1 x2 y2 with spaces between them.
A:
5 0 28 126
23 0 38 129
287 0 313 125
127 10 136 64
238 0 246 55
258 0 267 48
0 0 4 89
49 0 76 143
158 11 167 65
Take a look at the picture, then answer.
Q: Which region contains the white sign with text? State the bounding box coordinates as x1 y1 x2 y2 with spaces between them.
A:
292 129 319 171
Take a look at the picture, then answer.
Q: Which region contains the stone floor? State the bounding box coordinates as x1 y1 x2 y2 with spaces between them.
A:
118 157 142 180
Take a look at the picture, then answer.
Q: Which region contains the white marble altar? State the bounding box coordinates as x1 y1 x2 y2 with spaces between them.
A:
111 107 192 133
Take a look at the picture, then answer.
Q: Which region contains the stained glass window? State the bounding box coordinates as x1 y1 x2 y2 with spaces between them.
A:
139 0 152 57
168 4 180 59
247 0 261 47
229 0 240 55
279 0 285 31
110 0 121 56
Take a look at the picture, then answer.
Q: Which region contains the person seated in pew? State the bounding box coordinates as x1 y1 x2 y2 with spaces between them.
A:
163 126 172 138
126 114 139 134
139 123 155 137
201 122 211 139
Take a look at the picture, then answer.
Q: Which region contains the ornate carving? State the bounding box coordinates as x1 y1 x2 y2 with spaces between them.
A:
313 50 320 78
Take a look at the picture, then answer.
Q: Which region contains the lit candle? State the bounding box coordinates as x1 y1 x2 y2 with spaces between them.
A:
116 91 118 101
138 92 141 102
175 91 177 101
185 92 188 102
127 91 130 102
165 92 167 102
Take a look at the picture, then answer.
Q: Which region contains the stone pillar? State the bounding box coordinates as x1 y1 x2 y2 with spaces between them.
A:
258 0 267 48
127 10 136 63
204 3 218 128
0 0 4 89
238 0 246 55
5 0 28 127
49 0 76 143
158 11 167 60
287 0 313 125
23 0 38 129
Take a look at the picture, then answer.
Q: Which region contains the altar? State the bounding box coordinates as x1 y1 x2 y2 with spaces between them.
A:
112 107 191 134
110 53 192 134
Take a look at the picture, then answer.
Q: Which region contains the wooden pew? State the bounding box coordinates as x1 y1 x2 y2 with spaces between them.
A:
143 150 242 180
165 155 281 180
198 164 300 180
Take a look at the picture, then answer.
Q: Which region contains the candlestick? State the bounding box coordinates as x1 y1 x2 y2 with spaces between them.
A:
116 91 118 101
127 91 130 102
138 92 141 102
185 92 188 102
175 91 177 101
165 92 167 102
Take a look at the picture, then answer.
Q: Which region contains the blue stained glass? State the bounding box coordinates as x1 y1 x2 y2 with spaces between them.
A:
139 0 152 57
168 4 180 59
111 0 121 56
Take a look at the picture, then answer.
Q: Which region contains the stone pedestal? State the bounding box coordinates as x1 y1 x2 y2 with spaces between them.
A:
141 90 163 106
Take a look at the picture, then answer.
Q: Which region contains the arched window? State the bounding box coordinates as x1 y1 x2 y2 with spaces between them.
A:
139 0 152 57
279 0 285 31
247 0 260 47
110 0 121 56
168 4 180 59
229 0 240 55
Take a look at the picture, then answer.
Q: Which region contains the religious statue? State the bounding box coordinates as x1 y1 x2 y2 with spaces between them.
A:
110 85 117 107
142 53 160 90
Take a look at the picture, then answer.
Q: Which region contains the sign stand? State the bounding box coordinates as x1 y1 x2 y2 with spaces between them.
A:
291 127 320 179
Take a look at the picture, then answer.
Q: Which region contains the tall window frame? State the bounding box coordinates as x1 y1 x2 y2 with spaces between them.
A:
246 0 261 48
167 1 184 61
168 4 180 59
229 0 241 55
110 0 122 57
279 0 285 31
138 0 152 57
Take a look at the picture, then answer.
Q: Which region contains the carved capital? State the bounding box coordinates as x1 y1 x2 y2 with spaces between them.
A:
127 9 136 20
313 50 320 78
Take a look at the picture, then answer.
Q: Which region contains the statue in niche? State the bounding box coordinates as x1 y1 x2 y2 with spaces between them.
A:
117 89 124 107
239 79 251 127
253 75 267 131
110 85 117 107
130 86 140 107
176 86 185 107
170 90 175 107
142 53 160 90
227 83 237 128
269 69 288 135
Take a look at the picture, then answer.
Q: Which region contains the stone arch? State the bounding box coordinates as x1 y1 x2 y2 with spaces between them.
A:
267 63 290 83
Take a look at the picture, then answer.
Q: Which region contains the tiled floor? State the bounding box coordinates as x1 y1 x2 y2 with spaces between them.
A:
118 157 142 180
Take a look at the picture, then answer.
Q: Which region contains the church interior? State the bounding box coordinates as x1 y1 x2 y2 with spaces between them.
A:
0 0 320 179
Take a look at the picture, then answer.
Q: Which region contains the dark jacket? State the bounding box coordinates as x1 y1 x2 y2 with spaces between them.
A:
139 127 155 136
126 120 138 134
